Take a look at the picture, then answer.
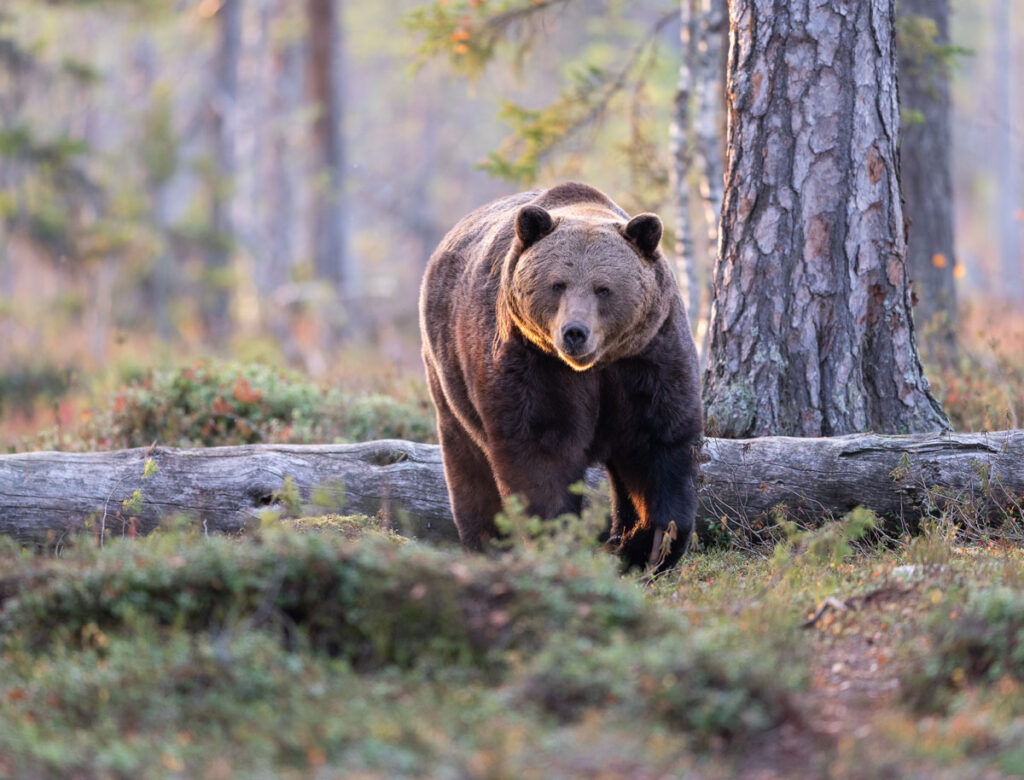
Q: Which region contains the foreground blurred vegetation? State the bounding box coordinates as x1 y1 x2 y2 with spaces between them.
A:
4 505 1024 776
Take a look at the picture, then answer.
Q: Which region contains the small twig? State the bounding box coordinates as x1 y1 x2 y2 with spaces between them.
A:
98 452 155 547
98 474 129 549
801 583 914 629
801 597 854 629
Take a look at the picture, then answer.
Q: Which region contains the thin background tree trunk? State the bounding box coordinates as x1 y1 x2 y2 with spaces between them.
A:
307 0 360 331
134 38 177 343
994 0 1022 302
670 0 698 321
897 0 957 365
693 0 726 271
259 0 305 361
703 0 949 438
203 0 242 346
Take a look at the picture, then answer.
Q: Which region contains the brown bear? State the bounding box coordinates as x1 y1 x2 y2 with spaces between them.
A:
419 182 703 571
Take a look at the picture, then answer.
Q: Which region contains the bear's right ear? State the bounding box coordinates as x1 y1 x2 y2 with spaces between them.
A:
515 205 555 248
622 213 663 259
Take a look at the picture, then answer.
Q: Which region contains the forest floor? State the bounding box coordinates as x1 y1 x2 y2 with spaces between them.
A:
2 511 1024 778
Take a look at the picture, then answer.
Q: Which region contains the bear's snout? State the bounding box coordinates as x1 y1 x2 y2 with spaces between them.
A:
561 322 590 355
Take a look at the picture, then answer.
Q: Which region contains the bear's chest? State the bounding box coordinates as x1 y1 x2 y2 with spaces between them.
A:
481 340 675 463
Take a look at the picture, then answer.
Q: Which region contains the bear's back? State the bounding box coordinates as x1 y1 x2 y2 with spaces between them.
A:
431 182 628 265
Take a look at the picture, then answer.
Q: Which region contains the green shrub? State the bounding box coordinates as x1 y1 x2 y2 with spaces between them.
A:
0 628 490 778
28 360 436 450
520 628 802 744
0 361 72 417
0 530 654 671
0 528 814 776
903 586 1024 712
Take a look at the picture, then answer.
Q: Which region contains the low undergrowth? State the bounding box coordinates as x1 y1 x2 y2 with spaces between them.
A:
0 521 803 778
5 502 1024 777
23 360 436 451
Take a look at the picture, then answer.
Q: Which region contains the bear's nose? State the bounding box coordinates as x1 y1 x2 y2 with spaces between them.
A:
562 323 590 354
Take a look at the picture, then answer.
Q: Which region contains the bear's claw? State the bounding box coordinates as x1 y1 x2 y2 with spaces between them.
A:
647 520 678 570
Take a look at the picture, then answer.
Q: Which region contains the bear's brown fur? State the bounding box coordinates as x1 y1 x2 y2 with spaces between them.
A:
419 182 702 570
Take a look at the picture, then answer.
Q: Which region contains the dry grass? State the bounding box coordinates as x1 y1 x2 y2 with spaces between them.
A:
926 302 1024 432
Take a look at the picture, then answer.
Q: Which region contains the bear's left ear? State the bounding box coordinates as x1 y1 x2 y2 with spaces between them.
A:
622 213 663 259
515 205 556 248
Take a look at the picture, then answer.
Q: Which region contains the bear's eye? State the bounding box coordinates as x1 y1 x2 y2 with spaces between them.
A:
552 282 567 294
595 286 611 299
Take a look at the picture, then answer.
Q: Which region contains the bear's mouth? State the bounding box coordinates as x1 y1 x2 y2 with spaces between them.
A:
559 350 598 371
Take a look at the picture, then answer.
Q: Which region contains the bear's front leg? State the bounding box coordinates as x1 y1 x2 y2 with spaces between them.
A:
610 439 699 572
482 348 598 523
425 365 504 549
487 439 588 521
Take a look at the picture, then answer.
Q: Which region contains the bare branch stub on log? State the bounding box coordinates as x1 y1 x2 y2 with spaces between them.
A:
0 431 1022 546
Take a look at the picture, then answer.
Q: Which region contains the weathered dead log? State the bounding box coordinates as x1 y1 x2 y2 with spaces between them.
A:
0 431 1022 546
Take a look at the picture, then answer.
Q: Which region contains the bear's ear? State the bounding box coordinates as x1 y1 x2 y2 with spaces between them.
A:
515 205 555 248
622 213 663 258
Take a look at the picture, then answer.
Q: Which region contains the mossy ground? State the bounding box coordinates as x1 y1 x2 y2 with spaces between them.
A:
3 514 1024 778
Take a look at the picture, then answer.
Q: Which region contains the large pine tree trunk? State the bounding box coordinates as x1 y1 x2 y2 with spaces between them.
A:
703 0 949 438
897 0 957 365
132 38 177 343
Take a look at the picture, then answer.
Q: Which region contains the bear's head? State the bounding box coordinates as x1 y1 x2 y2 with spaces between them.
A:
497 203 671 371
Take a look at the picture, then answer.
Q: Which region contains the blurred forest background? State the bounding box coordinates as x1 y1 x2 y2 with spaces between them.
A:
0 0 1021 450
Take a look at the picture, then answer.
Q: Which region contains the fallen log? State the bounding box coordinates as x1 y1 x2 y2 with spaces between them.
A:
0 431 1022 546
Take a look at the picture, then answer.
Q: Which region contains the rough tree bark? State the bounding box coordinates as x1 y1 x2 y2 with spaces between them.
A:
897 0 957 364
703 0 949 438
1 432 1022 546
